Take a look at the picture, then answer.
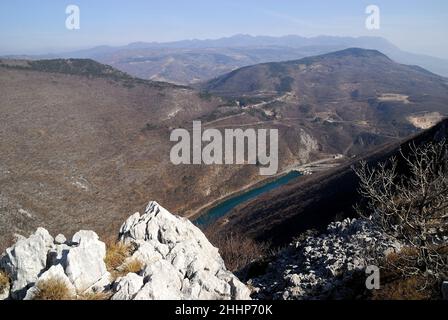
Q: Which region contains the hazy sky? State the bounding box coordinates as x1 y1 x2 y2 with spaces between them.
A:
1 0 447 58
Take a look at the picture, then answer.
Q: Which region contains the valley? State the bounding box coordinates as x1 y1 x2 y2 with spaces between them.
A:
1 48 448 251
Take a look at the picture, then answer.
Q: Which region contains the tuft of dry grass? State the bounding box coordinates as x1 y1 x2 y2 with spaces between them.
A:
121 259 144 274
104 238 133 272
77 291 112 300
33 278 74 300
0 270 10 295
104 237 144 279
113 259 144 279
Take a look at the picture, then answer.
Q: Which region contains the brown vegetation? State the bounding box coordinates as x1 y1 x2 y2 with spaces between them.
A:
371 247 445 300
355 140 448 298
32 278 74 300
77 291 112 301
104 239 133 272
104 238 144 279
206 231 268 272
372 275 432 300
114 259 144 279
0 270 10 294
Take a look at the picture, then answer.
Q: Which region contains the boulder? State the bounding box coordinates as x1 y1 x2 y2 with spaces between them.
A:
54 234 67 245
64 231 107 293
72 230 99 245
0 228 53 299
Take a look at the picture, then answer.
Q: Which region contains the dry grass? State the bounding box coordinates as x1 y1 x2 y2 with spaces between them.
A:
120 259 144 274
33 278 74 300
384 247 420 271
104 238 133 272
372 276 432 300
104 237 144 279
370 246 448 300
113 259 144 279
77 291 112 300
0 270 10 294
206 231 268 272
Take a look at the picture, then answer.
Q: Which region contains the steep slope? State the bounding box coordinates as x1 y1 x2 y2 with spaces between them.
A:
0 59 233 248
202 48 448 153
1 58 343 249
210 119 448 246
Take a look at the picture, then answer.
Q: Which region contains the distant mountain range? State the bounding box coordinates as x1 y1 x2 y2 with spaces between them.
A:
4 34 448 84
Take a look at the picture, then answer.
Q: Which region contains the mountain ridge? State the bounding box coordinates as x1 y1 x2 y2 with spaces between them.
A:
4 34 448 83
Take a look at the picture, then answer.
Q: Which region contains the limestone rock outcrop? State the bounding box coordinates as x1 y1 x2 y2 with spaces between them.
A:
249 218 401 300
0 201 251 300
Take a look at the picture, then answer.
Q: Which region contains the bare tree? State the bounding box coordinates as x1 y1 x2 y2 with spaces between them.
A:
354 140 448 285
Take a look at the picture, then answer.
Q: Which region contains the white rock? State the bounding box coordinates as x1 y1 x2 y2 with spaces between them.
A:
1 200 252 301
119 212 141 237
0 228 54 299
250 219 401 300
130 241 163 265
84 272 112 294
72 230 99 245
64 231 107 293
54 234 67 245
119 201 251 300
111 273 144 300
24 265 76 300
47 244 71 266
135 260 182 300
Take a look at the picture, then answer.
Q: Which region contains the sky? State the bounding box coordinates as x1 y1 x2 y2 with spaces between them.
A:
0 0 447 58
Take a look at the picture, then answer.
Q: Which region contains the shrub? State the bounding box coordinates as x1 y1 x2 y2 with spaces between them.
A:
206 231 268 272
33 278 74 300
373 245 448 299
354 140 448 288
